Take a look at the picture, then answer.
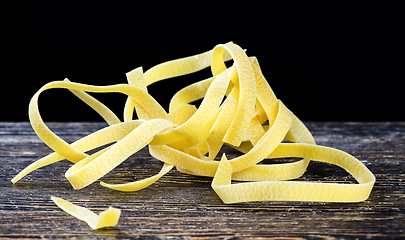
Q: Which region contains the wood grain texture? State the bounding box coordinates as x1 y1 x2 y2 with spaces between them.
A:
1 122 404 239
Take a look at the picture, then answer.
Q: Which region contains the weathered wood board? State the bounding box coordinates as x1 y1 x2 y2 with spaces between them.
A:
1 122 404 239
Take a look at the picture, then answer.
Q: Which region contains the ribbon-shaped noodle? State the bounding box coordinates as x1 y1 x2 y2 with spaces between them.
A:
12 42 375 229
51 197 121 230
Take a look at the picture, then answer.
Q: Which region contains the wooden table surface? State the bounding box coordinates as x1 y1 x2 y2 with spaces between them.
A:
1 122 404 239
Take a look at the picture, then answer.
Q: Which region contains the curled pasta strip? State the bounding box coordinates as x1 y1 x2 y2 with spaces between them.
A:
51 197 121 230
212 143 375 203
13 42 375 229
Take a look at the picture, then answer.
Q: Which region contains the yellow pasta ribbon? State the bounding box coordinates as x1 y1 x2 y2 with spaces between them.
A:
13 42 375 229
212 144 375 203
65 118 176 190
51 197 121 230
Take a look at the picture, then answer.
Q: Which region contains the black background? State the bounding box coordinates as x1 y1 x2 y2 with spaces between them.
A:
6 1 404 122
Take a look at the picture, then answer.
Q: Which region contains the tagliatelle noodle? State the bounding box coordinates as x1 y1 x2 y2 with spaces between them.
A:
100 163 174 191
65 118 176 190
51 197 121 230
143 46 232 86
212 143 375 203
64 79 121 126
11 120 146 183
13 42 375 230
28 81 169 160
124 67 150 121
211 43 257 147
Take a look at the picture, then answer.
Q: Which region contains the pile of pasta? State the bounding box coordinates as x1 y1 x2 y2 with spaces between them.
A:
12 42 375 229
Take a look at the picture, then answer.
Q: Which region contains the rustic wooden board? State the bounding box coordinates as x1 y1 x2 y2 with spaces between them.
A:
1 122 404 239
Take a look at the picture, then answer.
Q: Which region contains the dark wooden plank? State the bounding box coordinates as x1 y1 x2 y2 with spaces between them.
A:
1 122 404 239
